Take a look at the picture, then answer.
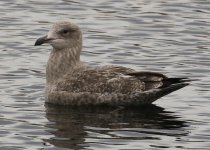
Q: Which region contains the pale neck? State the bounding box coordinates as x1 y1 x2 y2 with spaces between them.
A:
46 46 82 84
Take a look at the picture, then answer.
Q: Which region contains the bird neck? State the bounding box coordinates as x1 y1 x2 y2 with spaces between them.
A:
46 45 82 84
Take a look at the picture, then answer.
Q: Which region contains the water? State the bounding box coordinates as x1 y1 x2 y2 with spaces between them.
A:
0 0 209 149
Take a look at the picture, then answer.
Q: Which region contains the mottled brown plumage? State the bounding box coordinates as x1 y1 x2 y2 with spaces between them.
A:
35 21 189 106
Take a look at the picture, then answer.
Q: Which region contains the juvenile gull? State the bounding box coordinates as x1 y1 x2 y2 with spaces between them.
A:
35 21 190 106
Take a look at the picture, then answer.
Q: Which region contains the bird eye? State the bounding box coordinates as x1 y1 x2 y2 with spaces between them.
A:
61 29 69 34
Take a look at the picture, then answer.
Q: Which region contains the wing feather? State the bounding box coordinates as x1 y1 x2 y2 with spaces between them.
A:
56 66 188 94
56 66 144 93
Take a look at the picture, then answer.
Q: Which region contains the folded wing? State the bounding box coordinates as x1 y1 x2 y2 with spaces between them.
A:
56 66 189 95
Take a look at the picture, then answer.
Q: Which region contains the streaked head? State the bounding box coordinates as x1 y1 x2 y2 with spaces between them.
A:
35 21 82 50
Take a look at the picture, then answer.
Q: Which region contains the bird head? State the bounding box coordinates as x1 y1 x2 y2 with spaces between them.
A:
35 21 82 50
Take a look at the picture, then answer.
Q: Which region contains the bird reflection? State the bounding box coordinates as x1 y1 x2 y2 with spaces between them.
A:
44 104 188 149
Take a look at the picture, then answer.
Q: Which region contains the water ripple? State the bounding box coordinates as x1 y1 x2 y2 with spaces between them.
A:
0 0 209 149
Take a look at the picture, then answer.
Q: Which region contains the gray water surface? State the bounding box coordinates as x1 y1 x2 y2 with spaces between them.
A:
0 0 209 149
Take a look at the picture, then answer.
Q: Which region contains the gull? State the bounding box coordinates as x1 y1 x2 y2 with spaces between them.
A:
35 21 190 106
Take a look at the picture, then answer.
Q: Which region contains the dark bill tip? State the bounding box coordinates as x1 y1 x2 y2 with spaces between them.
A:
34 35 48 46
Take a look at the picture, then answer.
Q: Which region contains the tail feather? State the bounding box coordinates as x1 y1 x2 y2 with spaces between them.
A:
161 78 191 88
129 82 189 105
156 82 189 97
143 82 189 104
